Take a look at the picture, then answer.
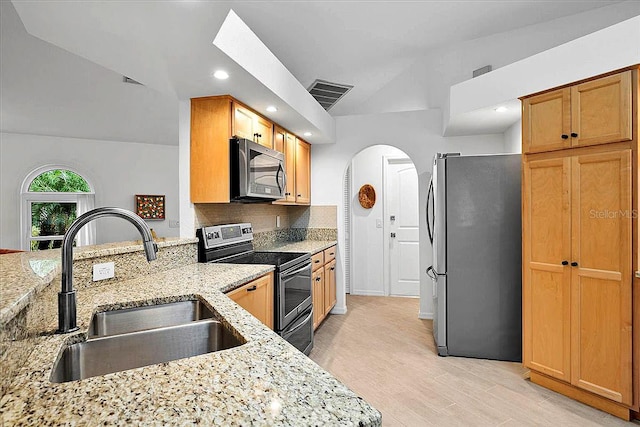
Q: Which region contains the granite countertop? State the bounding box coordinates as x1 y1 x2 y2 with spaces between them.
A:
0 237 198 326
259 240 337 255
1 257 380 425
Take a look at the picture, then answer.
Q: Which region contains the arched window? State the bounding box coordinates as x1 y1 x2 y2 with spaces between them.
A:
21 166 95 251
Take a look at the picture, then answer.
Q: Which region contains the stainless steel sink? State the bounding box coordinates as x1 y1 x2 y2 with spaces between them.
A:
88 300 214 338
51 320 244 383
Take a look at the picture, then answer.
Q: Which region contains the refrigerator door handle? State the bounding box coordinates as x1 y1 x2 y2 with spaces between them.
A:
426 265 436 280
426 177 434 244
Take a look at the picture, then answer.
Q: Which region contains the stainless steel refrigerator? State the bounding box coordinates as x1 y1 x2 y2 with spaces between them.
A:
426 153 522 361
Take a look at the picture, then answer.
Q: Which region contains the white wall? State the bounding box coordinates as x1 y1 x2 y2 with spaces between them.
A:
504 120 522 154
350 145 408 296
0 132 180 249
312 109 505 318
355 1 640 117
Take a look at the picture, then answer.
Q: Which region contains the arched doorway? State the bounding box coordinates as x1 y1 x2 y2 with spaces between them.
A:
345 145 420 298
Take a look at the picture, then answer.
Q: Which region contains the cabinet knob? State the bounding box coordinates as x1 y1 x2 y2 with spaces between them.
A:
297 194 302 197
571 132 578 138
561 260 569 265
571 262 578 267
315 277 322 282
561 134 569 139
247 285 257 292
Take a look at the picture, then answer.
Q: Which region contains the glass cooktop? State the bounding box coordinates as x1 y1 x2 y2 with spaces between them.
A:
218 251 309 270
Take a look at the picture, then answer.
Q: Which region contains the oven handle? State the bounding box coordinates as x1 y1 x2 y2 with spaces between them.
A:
282 263 311 279
284 309 313 336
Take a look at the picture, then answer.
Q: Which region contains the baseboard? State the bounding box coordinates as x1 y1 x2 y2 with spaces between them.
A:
329 305 347 315
529 371 631 421
418 311 433 320
350 290 385 296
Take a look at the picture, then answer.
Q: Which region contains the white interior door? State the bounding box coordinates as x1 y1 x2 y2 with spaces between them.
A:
387 159 420 297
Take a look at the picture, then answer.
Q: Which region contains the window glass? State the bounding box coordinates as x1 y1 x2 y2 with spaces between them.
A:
28 170 90 192
24 168 93 251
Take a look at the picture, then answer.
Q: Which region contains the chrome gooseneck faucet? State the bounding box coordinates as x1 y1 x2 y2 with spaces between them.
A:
58 207 158 333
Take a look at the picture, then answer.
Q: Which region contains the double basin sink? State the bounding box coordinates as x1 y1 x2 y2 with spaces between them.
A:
51 299 245 383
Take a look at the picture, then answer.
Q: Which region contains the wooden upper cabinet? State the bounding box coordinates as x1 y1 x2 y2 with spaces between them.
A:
522 70 633 154
570 71 632 148
232 102 274 149
233 103 255 141
522 157 572 382
254 115 274 149
570 150 632 405
295 138 311 204
191 96 233 203
273 126 286 153
523 88 571 154
191 95 306 204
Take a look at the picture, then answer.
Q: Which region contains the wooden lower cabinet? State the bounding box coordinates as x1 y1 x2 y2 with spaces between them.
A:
226 273 274 330
523 148 633 415
324 259 336 316
312 245 337 329
312 268 324 330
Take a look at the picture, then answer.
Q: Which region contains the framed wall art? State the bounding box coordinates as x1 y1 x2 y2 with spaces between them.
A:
135 195 165 220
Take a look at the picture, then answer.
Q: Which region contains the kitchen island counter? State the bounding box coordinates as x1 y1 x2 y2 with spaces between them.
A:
0 259 379 426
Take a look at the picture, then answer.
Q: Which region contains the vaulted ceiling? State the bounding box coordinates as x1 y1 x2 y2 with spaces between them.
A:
2 0 638 145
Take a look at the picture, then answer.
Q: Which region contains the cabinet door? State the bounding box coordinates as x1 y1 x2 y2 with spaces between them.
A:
312 268 324 329
227 273 274 330
273 126 286 153
295 138 311 204
570 150 632 404
254 115 274 149
571 71 632 148
283 133 297 203
523 157 572 381
233 104 254 140
324 259 336 316
522 88 571 154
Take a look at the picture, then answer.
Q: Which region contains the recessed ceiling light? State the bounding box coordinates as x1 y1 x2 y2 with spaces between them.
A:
494 106 508 113
303 132 312 137
266 106 278 113
213 70 229 80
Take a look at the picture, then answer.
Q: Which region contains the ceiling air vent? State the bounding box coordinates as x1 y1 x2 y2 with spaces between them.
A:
308 79 353 111
122 76 143 85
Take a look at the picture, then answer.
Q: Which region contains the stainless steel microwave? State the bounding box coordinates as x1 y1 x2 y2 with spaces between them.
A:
230 137 286 202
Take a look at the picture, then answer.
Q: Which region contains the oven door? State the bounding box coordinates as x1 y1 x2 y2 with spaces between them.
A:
278 261 312 330
281 307 313 355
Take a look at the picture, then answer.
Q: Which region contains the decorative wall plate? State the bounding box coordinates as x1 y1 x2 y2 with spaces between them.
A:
358 184 376 209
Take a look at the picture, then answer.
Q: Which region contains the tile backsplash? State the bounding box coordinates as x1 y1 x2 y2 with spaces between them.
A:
194 204 337 232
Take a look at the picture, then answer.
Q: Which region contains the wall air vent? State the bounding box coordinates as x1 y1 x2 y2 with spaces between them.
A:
307 79 353 111
122 76 143 85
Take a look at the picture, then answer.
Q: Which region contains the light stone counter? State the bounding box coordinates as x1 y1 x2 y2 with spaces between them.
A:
259 240 337 255
0 258 380 425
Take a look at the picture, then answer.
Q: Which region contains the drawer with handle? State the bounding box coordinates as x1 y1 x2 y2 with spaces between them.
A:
311 252 324 271
323 246 336 263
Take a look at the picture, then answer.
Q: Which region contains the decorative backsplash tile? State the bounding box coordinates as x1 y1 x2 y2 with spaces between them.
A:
194 204 290 232
291 205 337 229
195 204 337 233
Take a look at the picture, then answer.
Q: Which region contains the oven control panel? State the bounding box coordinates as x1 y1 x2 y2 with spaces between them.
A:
201 223 253 249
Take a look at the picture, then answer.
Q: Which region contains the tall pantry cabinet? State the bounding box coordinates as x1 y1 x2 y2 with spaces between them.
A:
521 67 638 420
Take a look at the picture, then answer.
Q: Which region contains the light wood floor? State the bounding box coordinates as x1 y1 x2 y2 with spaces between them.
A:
309 295 638 427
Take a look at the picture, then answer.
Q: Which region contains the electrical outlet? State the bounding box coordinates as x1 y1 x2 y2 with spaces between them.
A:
169 220 180 228
93 262 115 281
